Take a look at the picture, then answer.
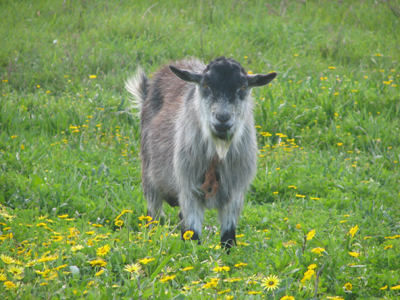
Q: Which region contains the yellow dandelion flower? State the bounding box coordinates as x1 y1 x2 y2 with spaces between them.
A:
234 262 248 268
53 264 68 271
301 269 315 283
160 274 176 283
138 257 155 265
8 265 24 277
71 245 84 252
217 289 231 295
262 275 280 291
308 264 317 270
138 215 153 222
0 272 7 281
95 269 105 276
124 263 141 275
4 280 16 289
348 225 359 238
348 251 360 258
283 240 297 248
223 277 242 283
306 229 316 241
0 254 15 264
181 266 194 271
380 285 388 290
202 277 219 289
213 266 230 272
58 214 69 219
183 230 194 240
311 247 325 255
89 75 97 79
344 282 352 291
280 296 295 300
89 258 107 267
96 244 111 257
114 219 123 227
391 285 400 290
248 291 262 295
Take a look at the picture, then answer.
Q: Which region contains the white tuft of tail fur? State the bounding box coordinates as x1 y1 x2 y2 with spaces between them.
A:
125 67 148 114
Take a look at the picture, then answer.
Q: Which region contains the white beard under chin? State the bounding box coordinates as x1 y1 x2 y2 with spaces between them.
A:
212 136 232 160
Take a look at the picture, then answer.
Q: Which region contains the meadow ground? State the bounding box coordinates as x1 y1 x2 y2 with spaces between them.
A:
0 0 399 299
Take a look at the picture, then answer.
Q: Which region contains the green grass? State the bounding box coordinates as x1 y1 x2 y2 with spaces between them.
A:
1 0 400 298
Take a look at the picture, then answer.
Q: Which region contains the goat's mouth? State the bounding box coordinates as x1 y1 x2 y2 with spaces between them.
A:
211 122 234 141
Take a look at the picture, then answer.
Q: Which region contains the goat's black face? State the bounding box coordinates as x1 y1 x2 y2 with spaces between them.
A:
200 58 248 140
169 57 277 141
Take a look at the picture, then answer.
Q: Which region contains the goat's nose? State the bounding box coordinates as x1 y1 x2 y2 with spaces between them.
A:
216 112 231 123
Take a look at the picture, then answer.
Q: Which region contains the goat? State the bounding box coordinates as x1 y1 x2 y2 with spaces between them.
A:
125 57 276 249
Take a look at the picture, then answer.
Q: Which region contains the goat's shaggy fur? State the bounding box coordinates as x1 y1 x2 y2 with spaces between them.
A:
126 57 276 249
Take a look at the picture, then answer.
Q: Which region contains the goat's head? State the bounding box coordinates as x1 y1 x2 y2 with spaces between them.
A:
170 57 276 142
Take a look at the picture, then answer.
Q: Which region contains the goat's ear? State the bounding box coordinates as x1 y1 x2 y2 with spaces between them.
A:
247 72 277 87
169 66 202 83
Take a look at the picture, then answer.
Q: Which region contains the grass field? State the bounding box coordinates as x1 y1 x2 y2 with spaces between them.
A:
1 0 400 299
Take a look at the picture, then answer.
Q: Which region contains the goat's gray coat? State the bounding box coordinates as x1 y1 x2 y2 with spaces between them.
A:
126 57 276 248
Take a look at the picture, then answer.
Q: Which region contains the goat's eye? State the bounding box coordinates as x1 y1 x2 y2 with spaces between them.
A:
202 83 208 90
237 85 247 94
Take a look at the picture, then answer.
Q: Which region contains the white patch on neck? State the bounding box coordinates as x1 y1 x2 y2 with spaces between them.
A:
213 137 232 160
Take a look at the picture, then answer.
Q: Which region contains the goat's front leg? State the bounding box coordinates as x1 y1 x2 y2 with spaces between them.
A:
218 194 243 250
179 191 204 243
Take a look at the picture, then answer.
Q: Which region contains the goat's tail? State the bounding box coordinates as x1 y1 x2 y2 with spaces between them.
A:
125 67 148 114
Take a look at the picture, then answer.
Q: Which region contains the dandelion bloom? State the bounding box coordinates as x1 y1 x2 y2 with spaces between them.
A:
262 275 280 291
89 258 107 267
181 266 194 272
380 285 388 290
139 257 155 265
160 274 176 283
344 282 352 291
301 269 315 283
182 230 194 240
311 247 325 255
114 219 123 227
234 262 248 268
124 263 141 275
202 277 219 289
348 225 359 238
308 264 317 270
8 265 24 277
0 272 6 281
348 251 360 258
223 277 242 283
306 229 316 241
71 245 84 252
138 215 152 222
0 254 15 264
391 285 400 290
248 291 262 295
95 269 105 276
212 266 230 272
217 289 231 295
96 244 111 257
280 296 295 300
4 281 16 289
